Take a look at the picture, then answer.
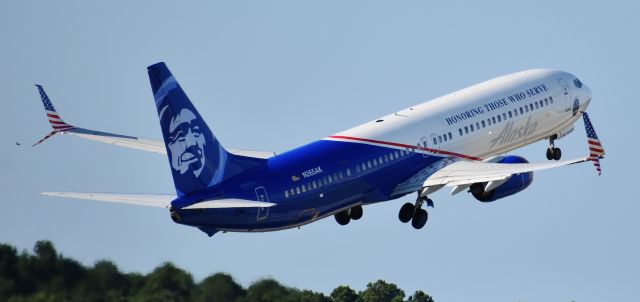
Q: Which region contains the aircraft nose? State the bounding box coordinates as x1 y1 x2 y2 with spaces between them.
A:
581 84 592 110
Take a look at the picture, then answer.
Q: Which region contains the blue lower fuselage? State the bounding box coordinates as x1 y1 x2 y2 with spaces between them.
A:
171 139 442 234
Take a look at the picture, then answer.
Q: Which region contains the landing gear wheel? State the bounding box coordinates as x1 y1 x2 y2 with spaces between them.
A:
398 203 415 223
334 210 350 225
349 205 363 220
547 135 559 161
411 209 428 229
546 148 554 160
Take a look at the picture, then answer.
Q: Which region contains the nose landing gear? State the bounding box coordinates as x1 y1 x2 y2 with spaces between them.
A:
398 194 433 229
546 134 562 161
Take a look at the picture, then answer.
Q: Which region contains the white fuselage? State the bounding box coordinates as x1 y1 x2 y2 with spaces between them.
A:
330 69 592 161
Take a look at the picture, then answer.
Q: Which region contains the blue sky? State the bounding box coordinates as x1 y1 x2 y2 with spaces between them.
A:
1 1 637 301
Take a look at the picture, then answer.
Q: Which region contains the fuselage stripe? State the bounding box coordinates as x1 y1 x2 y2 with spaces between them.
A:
327 135 481 161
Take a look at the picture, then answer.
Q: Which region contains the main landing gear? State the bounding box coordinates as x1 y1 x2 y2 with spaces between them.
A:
334 205 363 226
546 134 562 161
398 194 433 229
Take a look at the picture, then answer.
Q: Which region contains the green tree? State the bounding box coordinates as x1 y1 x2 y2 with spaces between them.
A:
192 272 245 302
0 241 437 302
0 244 19 300
359 280 405 302
242 278 298 302
330 285 359 302
132 262 194 302
75 260 130 301
297 289 331 302
407 290 434 302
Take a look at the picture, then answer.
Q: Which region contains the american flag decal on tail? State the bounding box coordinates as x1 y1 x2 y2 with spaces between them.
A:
33 85 75 146
582 112 604 175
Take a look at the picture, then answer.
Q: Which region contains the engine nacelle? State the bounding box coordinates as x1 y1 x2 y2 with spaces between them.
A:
470 155 533 202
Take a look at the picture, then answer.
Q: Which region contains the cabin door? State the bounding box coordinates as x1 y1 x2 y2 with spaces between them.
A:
255 186 270 221
558 79 572 111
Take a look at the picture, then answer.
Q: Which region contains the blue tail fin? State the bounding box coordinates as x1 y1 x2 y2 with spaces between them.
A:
148 62 261 196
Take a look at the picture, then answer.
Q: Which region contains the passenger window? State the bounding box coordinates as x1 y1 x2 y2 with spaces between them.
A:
433 137 437 144
497 115 501 122
379 157 383 164
476 122 480 129
508 111 512 118
502 113 507 120
464 126 469 134
356 165 361 173
290 188 295 195
539 100 544 107
323 177 328 185
307 183 312 190
459 128 463 136
513 109 518 117
492 117 496 124
520 107 524 114
338 171 343 179
301 185 306 193
438 136 443 143
545 98 549 105
470 124 474 132
328 175 333 183
550 96 554 104
448 132 452 140
481 120 486 127
373 158 378 166
296 187 301 194
367 161 372 168
443 135 447 142
535 102 539 109
312 181 317 189
394 151 399 158
530 104 534 111
525 105 529 112
285 191 289 198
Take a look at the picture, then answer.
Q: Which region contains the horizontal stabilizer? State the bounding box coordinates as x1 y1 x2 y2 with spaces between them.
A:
41 192 276 210
41 192 174 208
182 199 276 209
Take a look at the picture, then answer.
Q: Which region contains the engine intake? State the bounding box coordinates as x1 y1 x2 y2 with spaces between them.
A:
470 155 533 202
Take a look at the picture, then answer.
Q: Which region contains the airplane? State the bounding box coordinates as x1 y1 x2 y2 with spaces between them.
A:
34 62 605 236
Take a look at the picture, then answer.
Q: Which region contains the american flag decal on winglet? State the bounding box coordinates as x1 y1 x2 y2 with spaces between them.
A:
32 85 75 146
582 112 605 175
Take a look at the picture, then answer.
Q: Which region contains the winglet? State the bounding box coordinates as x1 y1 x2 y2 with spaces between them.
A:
33 85 75 146
582 112 605 175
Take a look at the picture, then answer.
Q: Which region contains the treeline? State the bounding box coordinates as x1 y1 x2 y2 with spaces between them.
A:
0 240 434 302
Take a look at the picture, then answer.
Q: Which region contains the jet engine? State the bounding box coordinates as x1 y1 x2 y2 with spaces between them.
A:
469 155 533 202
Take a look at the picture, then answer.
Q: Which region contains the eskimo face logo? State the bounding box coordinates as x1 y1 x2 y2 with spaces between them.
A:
167 108 207 177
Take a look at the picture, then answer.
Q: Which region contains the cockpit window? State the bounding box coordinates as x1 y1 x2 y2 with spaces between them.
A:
573 78 583 88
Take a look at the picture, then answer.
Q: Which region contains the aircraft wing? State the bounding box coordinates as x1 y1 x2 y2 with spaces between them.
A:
392 156 591 197
64 128 167 154
59 128 276 158
42 192 276 209
393 111 605 197
32 85 276 159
